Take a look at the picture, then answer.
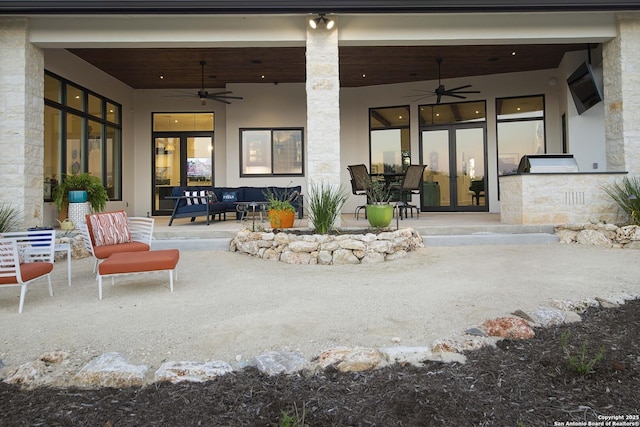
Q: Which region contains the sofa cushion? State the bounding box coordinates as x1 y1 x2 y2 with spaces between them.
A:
87 211 132 247
221 190 238 202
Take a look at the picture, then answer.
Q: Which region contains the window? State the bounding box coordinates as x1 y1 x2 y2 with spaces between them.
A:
496 95 545 176
240 128 304 176
44 71 122 201
369 106 410 174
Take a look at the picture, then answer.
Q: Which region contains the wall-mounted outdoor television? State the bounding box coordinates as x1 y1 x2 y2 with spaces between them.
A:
567 61 603 115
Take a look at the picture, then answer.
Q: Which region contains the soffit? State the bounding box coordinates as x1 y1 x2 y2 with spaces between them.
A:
68 44 588 89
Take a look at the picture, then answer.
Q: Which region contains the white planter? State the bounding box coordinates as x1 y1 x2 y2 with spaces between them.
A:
68 202 90 227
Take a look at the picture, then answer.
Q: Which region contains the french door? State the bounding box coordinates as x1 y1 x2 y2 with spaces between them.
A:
152 132 214 215
420 124 487 211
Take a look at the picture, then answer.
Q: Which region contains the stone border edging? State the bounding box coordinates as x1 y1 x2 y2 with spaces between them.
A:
555 223 640 249
3 293 637 389
229 227 424 264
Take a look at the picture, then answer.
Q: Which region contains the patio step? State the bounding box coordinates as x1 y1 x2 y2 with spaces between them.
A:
151 222 558 249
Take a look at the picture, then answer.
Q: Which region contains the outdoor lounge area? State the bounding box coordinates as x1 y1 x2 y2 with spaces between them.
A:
167 186 304 226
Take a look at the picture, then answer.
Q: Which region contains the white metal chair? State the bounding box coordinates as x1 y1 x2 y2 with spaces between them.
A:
81 214 154 273
0 229 56 313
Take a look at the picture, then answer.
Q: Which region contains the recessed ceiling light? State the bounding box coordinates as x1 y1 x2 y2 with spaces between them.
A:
362 74 366 78
511 51 516 56
159 75 164 79
261 75 265 79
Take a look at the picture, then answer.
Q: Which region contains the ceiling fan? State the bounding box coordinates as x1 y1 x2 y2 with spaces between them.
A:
168 61 243 105
408 58 480 104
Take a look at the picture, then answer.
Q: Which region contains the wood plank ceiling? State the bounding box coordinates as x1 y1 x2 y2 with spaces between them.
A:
69 44 589 89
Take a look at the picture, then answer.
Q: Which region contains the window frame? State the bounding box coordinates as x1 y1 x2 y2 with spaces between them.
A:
44 70 123 201
239 127 304 177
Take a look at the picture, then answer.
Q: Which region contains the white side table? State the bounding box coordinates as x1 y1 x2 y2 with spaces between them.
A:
55 243 72 287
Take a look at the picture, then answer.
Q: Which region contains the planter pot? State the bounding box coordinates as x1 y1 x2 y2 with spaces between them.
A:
68 190 88 203
269 209 295 229
366 204 394 228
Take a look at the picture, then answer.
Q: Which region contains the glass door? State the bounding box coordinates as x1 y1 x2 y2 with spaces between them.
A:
421 124 486 211
153 134 213 215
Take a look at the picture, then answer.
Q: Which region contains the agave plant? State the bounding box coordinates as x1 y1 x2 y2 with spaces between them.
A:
603 176 640 225
307 181 348 234
0 203 21 232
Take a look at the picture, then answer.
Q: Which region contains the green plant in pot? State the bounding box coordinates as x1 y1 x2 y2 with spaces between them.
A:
53 172 109 213
264 187 297 229
307 181 348 234
365 180 394 228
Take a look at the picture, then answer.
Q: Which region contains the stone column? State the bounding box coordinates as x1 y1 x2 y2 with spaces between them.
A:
603 13 640 175
305 17 341 226
0 17 45 229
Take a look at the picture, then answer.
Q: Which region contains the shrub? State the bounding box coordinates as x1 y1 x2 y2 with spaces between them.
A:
307 181 348 234
603 176 640 225
560 331 605 375
0 203 21 232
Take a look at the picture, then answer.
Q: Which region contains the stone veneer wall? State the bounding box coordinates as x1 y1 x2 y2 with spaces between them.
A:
230 228 424 265
500 173 629 225
0 18 45 229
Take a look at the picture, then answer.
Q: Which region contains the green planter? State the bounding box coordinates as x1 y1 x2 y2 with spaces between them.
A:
366 204 394 228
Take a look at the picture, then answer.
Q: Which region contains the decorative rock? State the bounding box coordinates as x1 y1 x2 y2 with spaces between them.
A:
280 250 314 265
576 229 613 247
465 327 488 337
75 352 148 388
332 249 360 265
548 298 599 313
361 251 385 263
154 360 232 383
511 309 535 323
254 351 307 376
596 296 620 308
3 351 69 387
313 347 386 372
481 317 535 339
380 346 467 366
527 307 568 327
431 336 499 353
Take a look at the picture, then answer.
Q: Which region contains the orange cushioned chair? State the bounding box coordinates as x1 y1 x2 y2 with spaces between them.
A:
81 211 154 272
0 229 55 313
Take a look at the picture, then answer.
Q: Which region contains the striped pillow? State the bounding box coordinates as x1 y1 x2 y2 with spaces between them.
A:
185 190 208 205
88 211 132 247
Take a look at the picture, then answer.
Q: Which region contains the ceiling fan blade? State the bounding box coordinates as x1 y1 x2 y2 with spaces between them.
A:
207 94 244 100
448 90 481 94
445 84 472 92
446 93 467 100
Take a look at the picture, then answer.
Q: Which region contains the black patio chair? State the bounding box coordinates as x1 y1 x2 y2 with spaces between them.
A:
396 164 427 219
347 164 372 220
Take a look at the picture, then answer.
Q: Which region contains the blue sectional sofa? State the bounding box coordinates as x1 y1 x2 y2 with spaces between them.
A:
167 185 303 226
